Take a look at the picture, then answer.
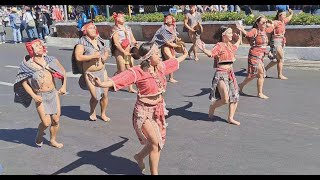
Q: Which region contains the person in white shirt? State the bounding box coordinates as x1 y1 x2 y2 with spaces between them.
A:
23 6 38 41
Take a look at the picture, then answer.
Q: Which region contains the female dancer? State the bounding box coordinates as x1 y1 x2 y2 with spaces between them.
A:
196 26 242 125
184 5 203 61
265 8 293 80
89 42 188 174
110 12 138 92
74 22 110 122
152 14 180 83
236 15 274 99
14 39 66 148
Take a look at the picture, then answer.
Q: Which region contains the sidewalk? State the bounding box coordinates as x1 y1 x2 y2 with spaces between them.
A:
45 37 320 61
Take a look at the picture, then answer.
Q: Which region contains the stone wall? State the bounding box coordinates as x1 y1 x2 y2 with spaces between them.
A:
56 21 320 47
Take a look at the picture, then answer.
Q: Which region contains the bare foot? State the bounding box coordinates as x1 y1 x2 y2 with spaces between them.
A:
168 79 178 83
258 93 269 99
278 75 288 80
238 83 244 93
228 118 241 125
101 114 111 122
35 130 43 147
50 140 64 148
89 113 97 121
194 57 199 61
128 88 138 93
134 154 145 172
208 106 215 119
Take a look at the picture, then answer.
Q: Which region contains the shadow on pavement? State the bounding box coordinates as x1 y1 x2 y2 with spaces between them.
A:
184 88 211 97
61 106 90 121
59 48 74 51
166 101 228 123
52 136 143 175
0 128 46 148
234 68 247 77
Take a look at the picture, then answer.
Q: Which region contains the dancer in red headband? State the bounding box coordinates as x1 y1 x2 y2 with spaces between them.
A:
236 15 274 99
73 22 111 122
110 12 138 93
196 26 242 125
14 39 67 148
88 42 188 175
265 8 294 80
152 14 181 83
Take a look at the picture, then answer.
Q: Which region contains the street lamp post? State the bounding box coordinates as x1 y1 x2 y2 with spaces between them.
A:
128 5 132 18
106 5 110 18
64 5 68 21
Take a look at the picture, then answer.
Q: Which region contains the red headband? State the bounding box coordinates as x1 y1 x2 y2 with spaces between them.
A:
25 39 47 57
81 22 99 36
164 15 176 25
113 12 124 25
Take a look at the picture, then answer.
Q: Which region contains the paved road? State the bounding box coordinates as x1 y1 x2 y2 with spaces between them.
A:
0 43 319 175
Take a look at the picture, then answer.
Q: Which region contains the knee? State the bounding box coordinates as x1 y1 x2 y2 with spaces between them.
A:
42 121 51 128
90 96 99 102
51 119 60 126
150 142 159 151
222 98 229 104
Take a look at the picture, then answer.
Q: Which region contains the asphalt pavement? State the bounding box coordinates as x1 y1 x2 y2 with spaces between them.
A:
0 32 320 175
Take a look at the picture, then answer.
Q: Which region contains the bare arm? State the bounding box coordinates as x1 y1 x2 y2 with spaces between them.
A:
165 41 179 48
55 59 67 94
287 9 294 22
74 44 100 62
113 31 127 54
130 31 137 45
92 78 114 88
176 46 189 63
21 79 42 103
101 48 109 63
184 15 195 32
233 33 242 48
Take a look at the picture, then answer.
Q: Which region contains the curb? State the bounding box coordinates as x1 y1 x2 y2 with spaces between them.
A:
46 37 320 61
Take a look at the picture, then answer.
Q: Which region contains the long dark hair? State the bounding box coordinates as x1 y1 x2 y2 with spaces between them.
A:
213 26 230 42
139 42 154 71
274 10 285 20
253 16 264 29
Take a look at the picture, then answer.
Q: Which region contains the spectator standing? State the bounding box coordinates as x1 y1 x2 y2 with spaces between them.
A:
9 7 22 44
0 14 6 44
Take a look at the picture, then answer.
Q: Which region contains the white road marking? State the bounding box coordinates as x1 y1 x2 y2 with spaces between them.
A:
0 81 14 86
105 63 117 66
66 71 81 78
5 65 19 68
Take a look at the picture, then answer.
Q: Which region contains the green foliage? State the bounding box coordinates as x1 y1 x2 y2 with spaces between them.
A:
94 15 107 23
99 12 320 25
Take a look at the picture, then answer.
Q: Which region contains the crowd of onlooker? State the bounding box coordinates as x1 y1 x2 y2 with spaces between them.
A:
0 5 69 44
1 5 320 45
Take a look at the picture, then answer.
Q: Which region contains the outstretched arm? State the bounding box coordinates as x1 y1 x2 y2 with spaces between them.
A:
90 77 114 88
286 8 294 22
233 32 242 48
196 40 213 57
88 68 136 91
176 46 188 63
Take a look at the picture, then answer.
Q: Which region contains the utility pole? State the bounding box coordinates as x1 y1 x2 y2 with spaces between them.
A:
64 5 68 21
106 5 110 18
128 5 132 18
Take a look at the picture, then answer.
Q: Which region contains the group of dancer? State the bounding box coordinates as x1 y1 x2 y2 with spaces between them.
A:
13 6 292 175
